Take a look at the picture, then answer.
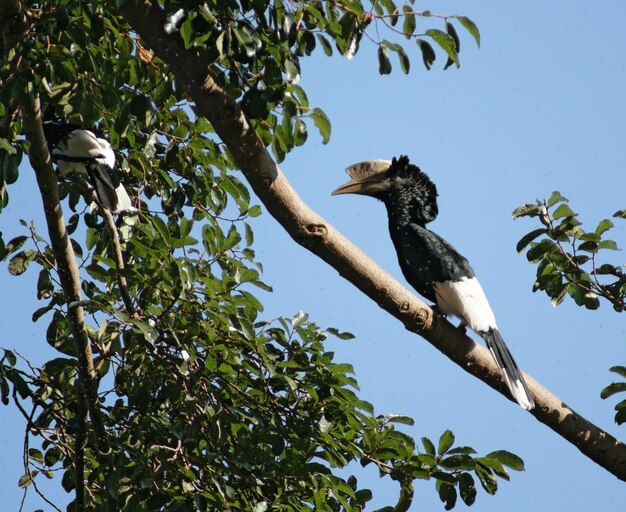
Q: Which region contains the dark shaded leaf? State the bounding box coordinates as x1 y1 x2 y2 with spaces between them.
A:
378 45 392 74
396 45 410 74
444 22 460 70
609 366 626 379
516 228 547 253
614 407 626 425
326 327 355 340
436 481 457 511
601 382 626 399
416 39 436 70
458 472 477 506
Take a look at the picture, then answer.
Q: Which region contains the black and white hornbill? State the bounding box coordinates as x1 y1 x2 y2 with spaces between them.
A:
43 120 135 214
332 155 534 410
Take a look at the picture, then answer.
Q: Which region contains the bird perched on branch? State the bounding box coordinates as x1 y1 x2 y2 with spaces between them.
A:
43 119 136 214
332 155 534 410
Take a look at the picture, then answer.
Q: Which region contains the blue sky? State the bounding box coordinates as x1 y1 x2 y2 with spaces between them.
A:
1 1 625 510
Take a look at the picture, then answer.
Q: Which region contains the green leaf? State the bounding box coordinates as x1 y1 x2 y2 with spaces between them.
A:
595 219 614 235
526 239 556 263
179 14 194 48
378 45 392 75
248 204 262 217
438 429 455 455
426 29 458 68
609 366 626 379
28 448 44 463
475 464 498 494
549 283 569 307
485 450 525 471
598 239 618 250
601 382 626 399
454 16 480 48
291 310 309 327
316 33 333 56
547 191 567 207
440 454 475 471
516 228 547 253
446 446 477 456
0 137 17 154
387 414 415 426
18 471 35 489
44 446 62 467
151 215 171 243
8 249 36 276
326 327 355 340
613 209 626 219
614 407 626 425
311 108 331 144
402 6 416 38
3 235 28 258
37 269 54 299
553 203 576 219
422 436 436 456
512 203 541 219
284 59 300 83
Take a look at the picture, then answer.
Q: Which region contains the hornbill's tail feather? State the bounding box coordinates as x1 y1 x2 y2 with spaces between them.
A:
90 163 120 212
480 328 534 410
88 162 135 214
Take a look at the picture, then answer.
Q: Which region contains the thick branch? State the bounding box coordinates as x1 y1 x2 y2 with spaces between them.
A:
120 0 626 481
20 96 107 450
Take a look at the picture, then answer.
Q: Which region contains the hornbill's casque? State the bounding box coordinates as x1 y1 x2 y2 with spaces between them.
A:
43 120 136 214
332 155 534 410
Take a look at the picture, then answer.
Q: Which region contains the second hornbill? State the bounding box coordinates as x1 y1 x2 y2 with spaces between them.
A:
43 120 136 214
332 155 534 410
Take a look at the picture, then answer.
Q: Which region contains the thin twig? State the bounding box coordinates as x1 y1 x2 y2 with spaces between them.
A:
101 205 137 315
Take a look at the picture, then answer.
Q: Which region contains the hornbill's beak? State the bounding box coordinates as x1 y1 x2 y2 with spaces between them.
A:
331 159 392 197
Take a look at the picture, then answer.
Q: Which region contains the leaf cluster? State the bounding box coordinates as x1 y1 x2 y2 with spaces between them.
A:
360 426 524 511
513 192 625 311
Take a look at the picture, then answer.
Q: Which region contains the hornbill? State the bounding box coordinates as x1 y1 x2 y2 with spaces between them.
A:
332 155 534 410
43 120 136 214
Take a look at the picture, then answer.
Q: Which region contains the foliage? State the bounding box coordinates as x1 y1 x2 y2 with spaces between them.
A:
514 192 625 426
513 191 625 312
601 366 626 426
0 0 524 510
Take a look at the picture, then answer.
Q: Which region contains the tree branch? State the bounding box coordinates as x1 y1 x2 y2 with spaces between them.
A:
119 0 626 481
20 95 107 463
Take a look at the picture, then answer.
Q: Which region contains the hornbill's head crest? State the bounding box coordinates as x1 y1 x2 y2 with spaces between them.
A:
332 155 439 224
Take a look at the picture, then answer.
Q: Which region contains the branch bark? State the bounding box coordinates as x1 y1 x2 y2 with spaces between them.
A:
120 0 626 481
20 94 108 496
